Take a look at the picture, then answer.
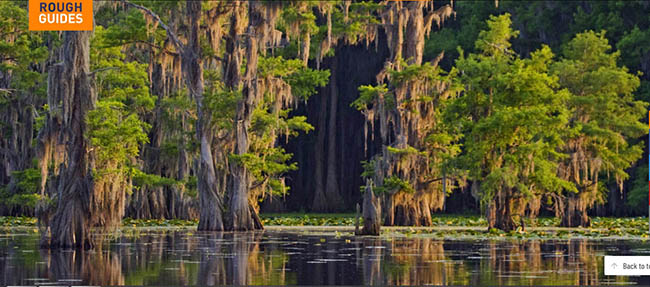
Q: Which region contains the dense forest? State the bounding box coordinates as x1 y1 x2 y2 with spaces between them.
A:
0 1 648 246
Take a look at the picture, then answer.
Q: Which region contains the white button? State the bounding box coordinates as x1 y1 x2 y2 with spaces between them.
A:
605 256 650 276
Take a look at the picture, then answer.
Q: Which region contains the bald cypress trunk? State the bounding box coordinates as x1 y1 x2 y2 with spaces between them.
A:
182 1 224 231
311 79 328 211
487 187 524 232
127 63 167 219
228 1 264 231
325 60 344 211
366 1 453 227
1 98 36 216
561 193 591 227
44 31 97 249
313 59 343 212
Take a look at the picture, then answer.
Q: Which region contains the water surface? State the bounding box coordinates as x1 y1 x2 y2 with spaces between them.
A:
1 230 649 285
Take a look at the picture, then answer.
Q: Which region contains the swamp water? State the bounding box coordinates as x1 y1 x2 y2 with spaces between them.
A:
1 230 649 285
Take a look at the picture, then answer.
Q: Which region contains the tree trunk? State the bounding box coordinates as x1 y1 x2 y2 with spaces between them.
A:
366 2 453 227
361 179 381 235
127 63 168 219
311 72 328 211
325 60 344 211
46 31 97 249
561 193 591 227
486 188 523 232
405 2 425 65
182 0 224 231
228 1 264 231
312 59 344 212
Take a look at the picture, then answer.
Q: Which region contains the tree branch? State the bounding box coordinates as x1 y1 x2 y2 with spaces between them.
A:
120 0 185 54
422 176 458 185
88 66 119 77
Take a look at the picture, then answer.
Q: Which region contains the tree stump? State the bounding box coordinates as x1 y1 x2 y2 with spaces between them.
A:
361 179 381 235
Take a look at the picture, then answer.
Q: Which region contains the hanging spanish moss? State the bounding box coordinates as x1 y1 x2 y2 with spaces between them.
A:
357 1 459 226
37 31 124 249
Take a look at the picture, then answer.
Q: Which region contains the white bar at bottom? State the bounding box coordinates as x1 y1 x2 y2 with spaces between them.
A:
605 256 650 275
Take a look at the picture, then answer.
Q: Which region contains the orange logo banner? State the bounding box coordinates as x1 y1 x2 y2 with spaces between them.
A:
29 0 93 31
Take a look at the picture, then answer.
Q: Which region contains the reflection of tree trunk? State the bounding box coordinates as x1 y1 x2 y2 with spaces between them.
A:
362 238 383 285
387 238 447 285
570 239 599 285
229 232 260 285
49 249 124 285
561 193 590 227
197 232 227 285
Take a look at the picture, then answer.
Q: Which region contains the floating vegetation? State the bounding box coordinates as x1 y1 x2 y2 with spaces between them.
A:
0 216 37 227
1 215 647 239
261 213 357 226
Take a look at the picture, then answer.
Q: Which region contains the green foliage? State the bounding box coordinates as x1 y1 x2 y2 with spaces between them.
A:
421 2 650 218
86 25 153 183
386 146 423 157
0 2 48 92
626 166 649 215
360 160 377 179
279 6 318 36
204 70 240 130
130 168 179 189
351 84 389 111
0 168 42 209
11 168 40 196
553 31 647 187
328 2 382 45
183 176 198 198
0 216 37 227
259 56 330 99
99 9 167 53
382 176 415 194
86 101 150 170
449 14 574 207
230 148 297 197
474 13 519 56
92 26 155 114
1 214 648 239
238 56 327 198
159 91 197 155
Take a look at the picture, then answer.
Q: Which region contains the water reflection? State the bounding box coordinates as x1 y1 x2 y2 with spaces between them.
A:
1 230 648 285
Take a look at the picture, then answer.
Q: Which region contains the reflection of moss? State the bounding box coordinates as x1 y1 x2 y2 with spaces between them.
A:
124 261 187 285
1 234 42 274
251 250 297 285
383 261 411 278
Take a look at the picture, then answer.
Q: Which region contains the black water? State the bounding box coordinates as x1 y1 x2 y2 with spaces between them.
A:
1 230 649 285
